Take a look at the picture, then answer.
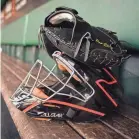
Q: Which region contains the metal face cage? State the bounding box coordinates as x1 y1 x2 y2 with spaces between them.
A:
10 51 95 104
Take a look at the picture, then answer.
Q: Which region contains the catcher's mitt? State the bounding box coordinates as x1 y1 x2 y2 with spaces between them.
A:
40 6 130 68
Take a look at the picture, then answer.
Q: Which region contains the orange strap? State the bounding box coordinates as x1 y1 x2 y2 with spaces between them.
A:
32 88 48 99
23 87 105 116
43 104 60 108
57 60 81 82
23 102 38 113
23 88 48 113
47 99 105 116
33 117 51 121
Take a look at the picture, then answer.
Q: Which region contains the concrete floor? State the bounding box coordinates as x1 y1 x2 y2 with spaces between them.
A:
1 95 20 139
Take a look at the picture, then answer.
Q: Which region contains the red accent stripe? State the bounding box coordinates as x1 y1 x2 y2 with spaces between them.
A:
23 102 38 113
47 99 105 116
23 100 105 117
95 68 118 107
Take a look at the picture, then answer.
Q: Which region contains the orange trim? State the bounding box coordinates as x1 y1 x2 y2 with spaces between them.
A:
95 68 118 107
23 102 38 113
23 99 105 116
103 68 117 81
23 88 49 113
58 62 67 72
57 60 81 82
23 84 105 116
47 100 105 116
43 104 60 108
33 117 51 121
32 88 48 99
23 95 105 116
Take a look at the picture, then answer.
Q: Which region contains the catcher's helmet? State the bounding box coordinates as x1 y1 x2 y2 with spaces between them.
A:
10 51 123 122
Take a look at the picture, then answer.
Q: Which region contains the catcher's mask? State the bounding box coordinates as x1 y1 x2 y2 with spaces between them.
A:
11 51 108 122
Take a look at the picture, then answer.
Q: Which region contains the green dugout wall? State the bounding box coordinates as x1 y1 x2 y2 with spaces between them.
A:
1 16 27 45
1 0 139 47
25 0 139 48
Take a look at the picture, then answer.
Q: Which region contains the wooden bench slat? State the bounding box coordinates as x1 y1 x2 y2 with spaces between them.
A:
117 104 139 124
67 121 125 139
2 53 31 74
3 53 32 72
102 112 139 139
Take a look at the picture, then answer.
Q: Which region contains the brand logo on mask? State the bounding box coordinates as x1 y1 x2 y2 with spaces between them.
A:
41 112 64 118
